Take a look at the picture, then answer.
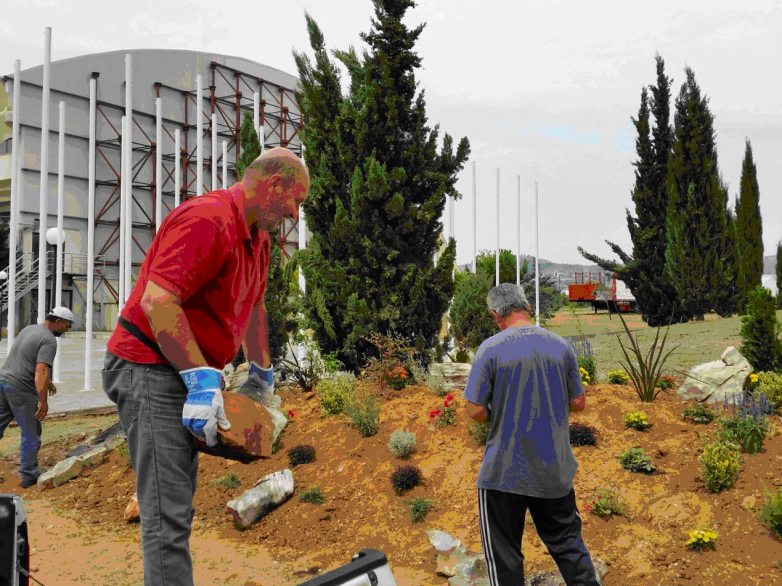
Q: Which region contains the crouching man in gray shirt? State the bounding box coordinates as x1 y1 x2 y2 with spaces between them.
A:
0 307 74 488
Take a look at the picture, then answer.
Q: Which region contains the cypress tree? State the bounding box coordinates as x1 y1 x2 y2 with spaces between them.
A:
735 138 764 313
776 239 782 309
739 286 782 373
292 0 470 374
664 67 731 321
579 54 688 326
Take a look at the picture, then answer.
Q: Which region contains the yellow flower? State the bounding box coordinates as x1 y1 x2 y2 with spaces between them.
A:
750 374 758 383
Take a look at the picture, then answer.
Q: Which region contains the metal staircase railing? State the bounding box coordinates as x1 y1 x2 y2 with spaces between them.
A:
0 252 51 313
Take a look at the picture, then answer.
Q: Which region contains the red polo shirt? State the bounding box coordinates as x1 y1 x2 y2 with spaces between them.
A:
107 185 271 369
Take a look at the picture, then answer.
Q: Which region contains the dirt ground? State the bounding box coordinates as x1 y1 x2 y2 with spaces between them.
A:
3 310 782 585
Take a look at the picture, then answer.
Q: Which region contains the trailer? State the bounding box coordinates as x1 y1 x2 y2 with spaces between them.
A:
568 272 637 314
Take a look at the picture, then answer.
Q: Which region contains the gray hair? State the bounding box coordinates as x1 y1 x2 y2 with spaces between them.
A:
486 283 532 318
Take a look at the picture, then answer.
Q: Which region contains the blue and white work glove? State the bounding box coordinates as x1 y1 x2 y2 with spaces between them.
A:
180 367 231 447
237 362 277 407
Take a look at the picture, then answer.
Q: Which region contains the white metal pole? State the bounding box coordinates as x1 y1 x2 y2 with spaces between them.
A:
197 74 203 196
174 129 181 208
517 175 521 287
253 91 260 140
52 101 65 383
298 146 306 364
119 116 126 308
85 76 97 391
211 112 217 190
155 98 162 231
125 115 133 304
472 160 476 274
8 60 21 349
222 140 227 187
38 28 51 324
495 168 500 287
535 181 539 326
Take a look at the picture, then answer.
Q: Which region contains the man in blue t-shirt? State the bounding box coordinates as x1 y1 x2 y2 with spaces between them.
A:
0 307 74 488
462 283 602 586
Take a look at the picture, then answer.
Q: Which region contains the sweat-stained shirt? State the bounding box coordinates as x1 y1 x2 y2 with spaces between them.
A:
462 325 585 498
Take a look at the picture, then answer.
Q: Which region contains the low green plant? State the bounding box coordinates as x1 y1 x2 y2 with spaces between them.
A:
606 369 630 385
617 447 656 474
468 420 490 446
343 381 381 437
388 429 417 458
317 377 354 417
299 485 326 504
212 471 241 489
402 497 437 523
615 309 680 402
697 432 745 493
754 371 782 412
713 413 769 455
278 325 328 394
425 370 448 397
584 487 630 519
681 403 717 424
577 355 597 384
757 481 782 542
657 375 676 390
685 528 718 553
322 351 345 374
390 465 423 495
623 411 651 431
429 394 456 427
288 445 316 467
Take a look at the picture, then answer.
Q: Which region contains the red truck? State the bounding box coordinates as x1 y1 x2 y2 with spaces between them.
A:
568 272 637 313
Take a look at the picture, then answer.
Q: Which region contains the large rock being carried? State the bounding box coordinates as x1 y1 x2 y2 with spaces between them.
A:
677 347 753 404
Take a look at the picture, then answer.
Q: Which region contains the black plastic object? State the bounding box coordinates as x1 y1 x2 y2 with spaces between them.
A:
0 493 29 586
294 549 392 586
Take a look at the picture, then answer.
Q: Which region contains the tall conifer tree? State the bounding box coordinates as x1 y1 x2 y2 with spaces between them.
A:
664 67 732 320
292 0 470 374
579 54 688 326
735 138 764 313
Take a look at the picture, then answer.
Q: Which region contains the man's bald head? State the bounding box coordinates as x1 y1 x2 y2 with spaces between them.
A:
243 147 309 191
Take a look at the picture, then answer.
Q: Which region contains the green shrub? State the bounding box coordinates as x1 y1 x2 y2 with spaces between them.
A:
388 429 417 458
299 485 326 504
343 382 381 437
607 369 630 385
212 471 241 489
657 375 676 390
754 372 782 412
317 377 354 417
681 403 717 424
698 432 745 493
577 356 597 384
402 497 437 524
586 487 630 519
390 465 423 495
713 413 769 455
288 445 316 467
272 433 282 455
739 286 782 373
448 271 498 352
617 447 656 474
468 420 490 446
757 482 782 541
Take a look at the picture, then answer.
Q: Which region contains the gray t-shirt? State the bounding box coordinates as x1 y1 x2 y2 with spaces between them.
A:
0 324 58 396
462 325 585 498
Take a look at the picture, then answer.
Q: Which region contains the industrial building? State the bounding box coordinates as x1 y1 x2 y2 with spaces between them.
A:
1 49 304 333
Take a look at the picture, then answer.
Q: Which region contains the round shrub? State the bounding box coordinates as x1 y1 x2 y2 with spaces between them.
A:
317 377 354 417
754 372 782 412
698 434 745 493
569 422 598 447
288 444 316 467
391 465 423 495
681 403 716 424
388 429 417 459
618 447 656 474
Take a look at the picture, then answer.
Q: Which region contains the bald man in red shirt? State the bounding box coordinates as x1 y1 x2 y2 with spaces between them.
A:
102 147 309 586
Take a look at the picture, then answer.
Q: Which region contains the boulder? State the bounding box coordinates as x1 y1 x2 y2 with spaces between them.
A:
677 347 753 404
37 457 83 490
226 469 295 529
75 444 109 471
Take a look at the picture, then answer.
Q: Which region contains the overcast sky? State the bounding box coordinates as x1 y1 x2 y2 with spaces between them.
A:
2 0 781 267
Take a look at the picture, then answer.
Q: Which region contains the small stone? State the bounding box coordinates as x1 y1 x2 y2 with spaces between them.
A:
29 566 38 572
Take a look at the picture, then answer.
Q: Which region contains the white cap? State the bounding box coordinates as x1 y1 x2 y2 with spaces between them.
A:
50 307 75 323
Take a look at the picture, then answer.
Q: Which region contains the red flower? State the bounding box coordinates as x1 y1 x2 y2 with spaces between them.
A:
585 505 591 512
287 410 295 419
429 410 442 419
446 394 454 402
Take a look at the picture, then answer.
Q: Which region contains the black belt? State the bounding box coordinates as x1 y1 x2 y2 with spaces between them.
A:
118 316 169 363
